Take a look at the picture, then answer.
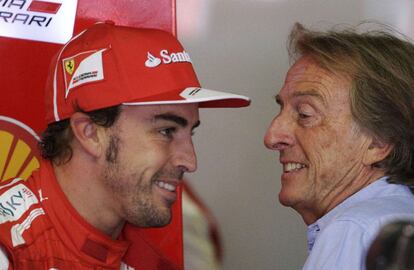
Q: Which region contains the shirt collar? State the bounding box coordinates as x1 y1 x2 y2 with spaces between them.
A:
306 176 391 252
313 176 390 230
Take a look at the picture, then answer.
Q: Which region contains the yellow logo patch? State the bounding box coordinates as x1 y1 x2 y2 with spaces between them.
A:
64 59 75 75
0 116 40 182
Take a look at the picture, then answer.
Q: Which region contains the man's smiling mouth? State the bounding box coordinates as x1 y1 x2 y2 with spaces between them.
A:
155 180 177 192
283 162 307 173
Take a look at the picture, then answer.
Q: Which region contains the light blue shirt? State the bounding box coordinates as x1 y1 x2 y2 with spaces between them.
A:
303 177 414 270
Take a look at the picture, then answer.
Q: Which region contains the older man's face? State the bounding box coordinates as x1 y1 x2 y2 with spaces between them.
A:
264 57 373 224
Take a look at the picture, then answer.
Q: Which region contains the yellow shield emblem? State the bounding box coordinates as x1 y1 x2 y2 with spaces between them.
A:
0 116 40 181
64 59 75 75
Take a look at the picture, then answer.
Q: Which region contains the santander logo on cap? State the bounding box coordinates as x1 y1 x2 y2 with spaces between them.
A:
145 49 192 68
145 52 162 67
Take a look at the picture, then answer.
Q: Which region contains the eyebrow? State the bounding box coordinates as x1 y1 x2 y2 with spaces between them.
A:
275 89 326 105
292 89 326 104
154 113 200 129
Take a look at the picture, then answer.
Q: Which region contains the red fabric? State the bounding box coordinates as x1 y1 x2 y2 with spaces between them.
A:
0 0 175 134
45 23 201 123
122 184 184 270
0 160 131 269
0 2 185 269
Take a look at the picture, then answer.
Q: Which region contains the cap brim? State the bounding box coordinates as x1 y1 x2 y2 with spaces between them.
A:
123 87 251 108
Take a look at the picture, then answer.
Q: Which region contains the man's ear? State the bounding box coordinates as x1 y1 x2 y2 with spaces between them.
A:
363 137 393 167
70 112 105 159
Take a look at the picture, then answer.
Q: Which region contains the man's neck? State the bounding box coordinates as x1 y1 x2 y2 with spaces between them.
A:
53 157 124 239
299 169 386 225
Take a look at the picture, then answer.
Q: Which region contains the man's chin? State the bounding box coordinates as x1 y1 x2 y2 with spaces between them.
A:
278 191 297 207
129 211 172 228
149 215 172 228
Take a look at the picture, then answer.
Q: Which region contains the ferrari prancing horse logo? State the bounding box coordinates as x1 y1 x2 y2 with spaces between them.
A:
64 59 75 75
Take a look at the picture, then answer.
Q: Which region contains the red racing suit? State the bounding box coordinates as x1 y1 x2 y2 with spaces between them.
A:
0 160 134 270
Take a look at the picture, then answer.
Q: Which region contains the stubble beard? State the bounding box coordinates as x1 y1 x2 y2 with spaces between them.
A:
103 134 171 228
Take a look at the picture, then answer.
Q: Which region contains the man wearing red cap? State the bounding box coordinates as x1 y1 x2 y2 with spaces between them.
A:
0 22 249 269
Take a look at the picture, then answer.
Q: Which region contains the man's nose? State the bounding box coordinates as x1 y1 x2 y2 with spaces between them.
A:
264 115 295 151
172 139 197 173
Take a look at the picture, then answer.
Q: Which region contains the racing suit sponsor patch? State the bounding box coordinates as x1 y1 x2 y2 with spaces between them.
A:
63 48 108 98
11 207 45 247
0 183 38 224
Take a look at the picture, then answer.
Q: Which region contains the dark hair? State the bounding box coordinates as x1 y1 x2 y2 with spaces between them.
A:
39 105 121 165
288 23 414 184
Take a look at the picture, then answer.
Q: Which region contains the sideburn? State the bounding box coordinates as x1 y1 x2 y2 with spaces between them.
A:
105 134 120 163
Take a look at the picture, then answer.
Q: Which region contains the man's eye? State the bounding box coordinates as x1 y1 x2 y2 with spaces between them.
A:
297 104 314 120
298 112 311 119
159 127 176 138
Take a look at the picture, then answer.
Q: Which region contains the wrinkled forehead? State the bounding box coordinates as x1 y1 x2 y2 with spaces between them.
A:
281 57 351 103
285 57 335 85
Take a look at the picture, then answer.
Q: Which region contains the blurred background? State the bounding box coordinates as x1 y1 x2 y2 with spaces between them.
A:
175 1 414 269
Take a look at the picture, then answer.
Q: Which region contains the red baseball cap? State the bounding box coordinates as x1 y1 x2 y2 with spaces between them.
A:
45 21 250 123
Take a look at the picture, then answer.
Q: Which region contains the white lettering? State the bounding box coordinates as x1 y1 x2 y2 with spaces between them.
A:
0 184 38 224
160 49 171 64
159 49 192 64
171 53 178 62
